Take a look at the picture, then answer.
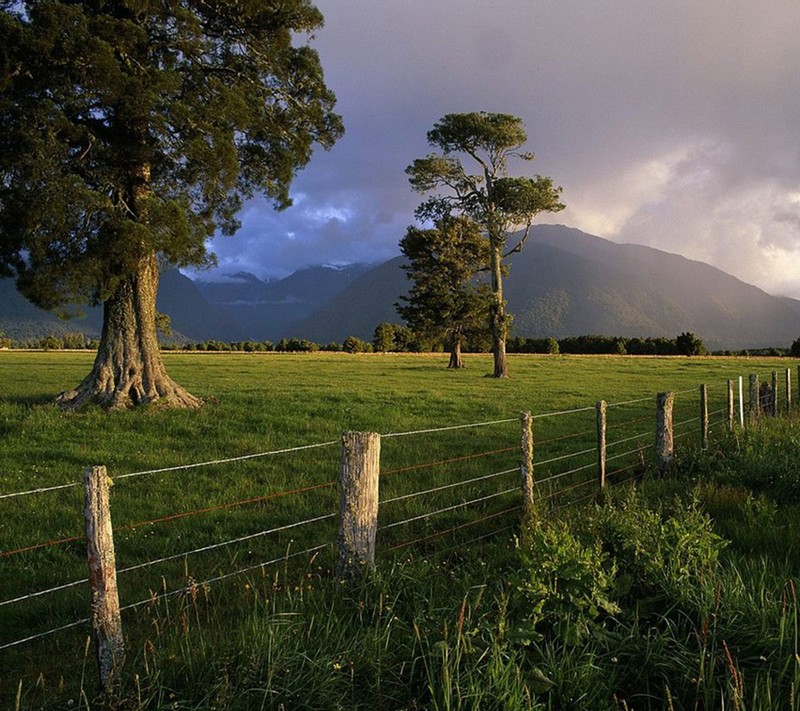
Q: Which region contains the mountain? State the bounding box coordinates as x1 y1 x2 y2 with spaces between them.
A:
0 269 240 342
3 226 799 349
291 225 800 350
194 263 371 341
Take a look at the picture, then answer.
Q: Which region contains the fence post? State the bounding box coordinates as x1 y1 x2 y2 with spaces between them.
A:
727 379 734 430
596 400 607 490
738 376 745 428
84 465 124 692
337 431 380 581
700 384 708 450
749 374 759 421
787 368 792 415
772 371 779 417
520 411 534 516
656 392 674 474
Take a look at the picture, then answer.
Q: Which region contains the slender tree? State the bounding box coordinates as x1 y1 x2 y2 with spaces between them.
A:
397 216 489 369
0 1 343 409
407 112 564 377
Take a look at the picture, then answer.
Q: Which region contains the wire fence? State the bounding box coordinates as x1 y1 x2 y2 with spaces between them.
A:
0 367 794 665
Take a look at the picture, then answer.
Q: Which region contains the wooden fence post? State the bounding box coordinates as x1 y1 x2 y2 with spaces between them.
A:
700 384 708 450
738 376 745 429
787 368 792 415
749 374 759 421
656 392 674 474
596 400 607 490
727 379 734 430
772 371 779 417
84 465 124 691
337 431 380 581
520 411 534 516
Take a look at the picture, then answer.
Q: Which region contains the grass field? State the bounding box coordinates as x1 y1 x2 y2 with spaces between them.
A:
0 351 797 709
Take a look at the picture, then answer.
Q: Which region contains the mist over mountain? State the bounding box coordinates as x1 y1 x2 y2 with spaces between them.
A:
290 225 800 351
2 226 799 350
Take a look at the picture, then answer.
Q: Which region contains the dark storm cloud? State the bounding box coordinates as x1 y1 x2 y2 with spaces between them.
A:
204 0 800 296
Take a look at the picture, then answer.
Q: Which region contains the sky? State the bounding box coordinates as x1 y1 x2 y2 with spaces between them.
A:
203 1 800 298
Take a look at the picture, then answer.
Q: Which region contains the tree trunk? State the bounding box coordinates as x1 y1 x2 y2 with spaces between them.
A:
448 338 464 369
56 252 202 410
488 238 508 378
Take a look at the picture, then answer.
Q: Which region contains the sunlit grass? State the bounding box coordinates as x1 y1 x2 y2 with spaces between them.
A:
0 351 796 708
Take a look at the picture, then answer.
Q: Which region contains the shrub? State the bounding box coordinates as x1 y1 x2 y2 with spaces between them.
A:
510 515 619 644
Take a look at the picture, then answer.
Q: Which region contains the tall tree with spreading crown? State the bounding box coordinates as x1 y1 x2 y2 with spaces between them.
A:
0 1 343 408
407 112 564 377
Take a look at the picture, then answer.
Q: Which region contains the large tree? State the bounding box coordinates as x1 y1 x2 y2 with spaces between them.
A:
407 112 564 378
0 1 343 409
397 216 489 368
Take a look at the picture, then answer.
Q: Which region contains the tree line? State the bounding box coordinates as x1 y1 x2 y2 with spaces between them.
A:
6 328 797 358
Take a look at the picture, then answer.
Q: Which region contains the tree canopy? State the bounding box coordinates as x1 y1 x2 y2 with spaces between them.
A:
407 112 564 377
0 1 343 408
397 216 489 368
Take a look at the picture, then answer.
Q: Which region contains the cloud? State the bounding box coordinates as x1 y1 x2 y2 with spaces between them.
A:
200 0 800 299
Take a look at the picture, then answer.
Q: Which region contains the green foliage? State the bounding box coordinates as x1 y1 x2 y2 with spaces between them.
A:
790 337 800 358
397 216 490 354
342 335 372 353
1 353 799 708
512 516 619 645
0 1 343 311
589 489 725 600
676 331 707 356
276 337 319 352
372 322 418 352
407 112 564 375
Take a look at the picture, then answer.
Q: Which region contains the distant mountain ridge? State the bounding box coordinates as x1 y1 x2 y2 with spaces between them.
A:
289 225 800 350
1 225 799 349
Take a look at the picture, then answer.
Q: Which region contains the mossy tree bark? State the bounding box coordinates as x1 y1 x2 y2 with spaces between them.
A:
488 227 509 379
56 251 201 410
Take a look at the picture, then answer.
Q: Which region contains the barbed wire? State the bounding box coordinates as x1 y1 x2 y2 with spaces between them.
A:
606 394 654 408
381 446 517 477
535 460 596 486
0 480 82 501
119 543 331 615
388 505 520 551
0 440 339 501
0 543 332 652
382 417 518 438
537 446 596 467
380 468 517 506
380 488 518 530
117 512 336 576
0 616 90 652
606 431 650 449
0 577 87 610
532 405 595 419
115 440 339 482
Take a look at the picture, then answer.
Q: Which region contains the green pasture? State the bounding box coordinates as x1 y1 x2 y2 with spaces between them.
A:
0 351 796 707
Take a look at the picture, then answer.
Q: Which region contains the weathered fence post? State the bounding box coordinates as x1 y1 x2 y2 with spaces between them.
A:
520 411 534 516
84 465 124 692
787 368 792 415
727 379 735 430
700 384 708 450
596 400 607 490
772 371 779 417
656 392 674 474
738 376 745 429
749 374 760 421
337 431 380 581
